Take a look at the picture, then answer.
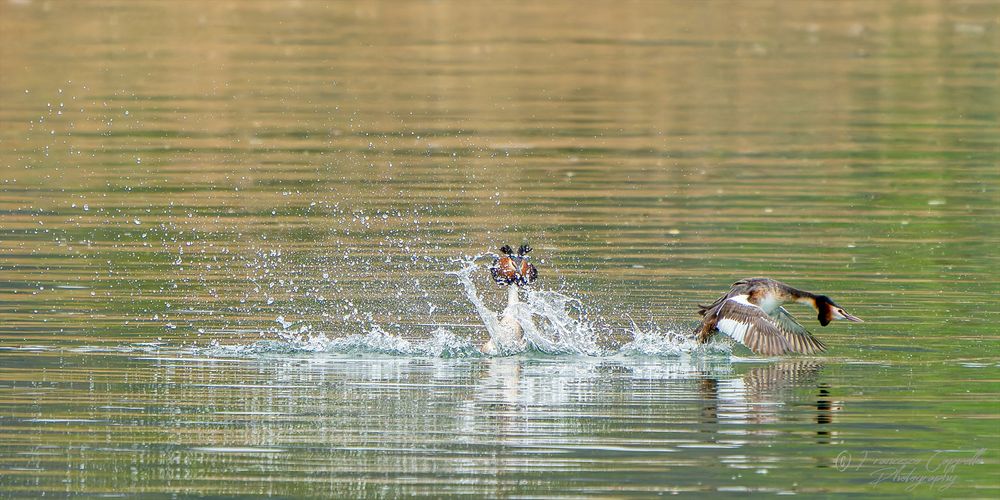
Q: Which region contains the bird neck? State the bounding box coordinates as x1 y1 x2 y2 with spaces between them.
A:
507 284 520 306
793 291 820 311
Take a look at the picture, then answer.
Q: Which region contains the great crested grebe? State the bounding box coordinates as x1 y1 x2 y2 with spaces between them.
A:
480 244 538 355
695 278 863 356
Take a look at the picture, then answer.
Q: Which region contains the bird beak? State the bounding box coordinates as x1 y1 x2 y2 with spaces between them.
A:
842 311 864 322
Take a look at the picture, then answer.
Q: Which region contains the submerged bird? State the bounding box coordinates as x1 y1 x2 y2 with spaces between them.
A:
695 278 863 356
480 244 538 355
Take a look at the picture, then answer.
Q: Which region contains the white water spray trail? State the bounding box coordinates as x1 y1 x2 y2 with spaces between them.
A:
449 256 607 356
449 257 526 355
518 289 605 355
203 255 719 359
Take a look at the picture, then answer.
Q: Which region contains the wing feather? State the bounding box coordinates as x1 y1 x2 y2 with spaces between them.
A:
713 296 792 356
768 307 827 354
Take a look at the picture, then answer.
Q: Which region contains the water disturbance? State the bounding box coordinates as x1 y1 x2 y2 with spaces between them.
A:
1 0 997 497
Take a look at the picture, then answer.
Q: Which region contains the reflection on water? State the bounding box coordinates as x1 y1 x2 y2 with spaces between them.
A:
0 351 848 496
1 0 998 496
3 346 994 496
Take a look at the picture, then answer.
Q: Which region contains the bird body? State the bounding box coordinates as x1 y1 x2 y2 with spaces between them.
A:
695 278 862 356
481 244 538 355
481 284 526 355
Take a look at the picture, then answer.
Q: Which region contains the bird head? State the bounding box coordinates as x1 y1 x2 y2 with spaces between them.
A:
490 244 538 287
815 295 863 326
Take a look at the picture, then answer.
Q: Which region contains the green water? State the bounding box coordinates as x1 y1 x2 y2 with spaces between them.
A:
1 1 998 497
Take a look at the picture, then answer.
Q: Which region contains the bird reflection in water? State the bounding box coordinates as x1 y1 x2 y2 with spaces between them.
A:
460 357 841 454
697 360 841 445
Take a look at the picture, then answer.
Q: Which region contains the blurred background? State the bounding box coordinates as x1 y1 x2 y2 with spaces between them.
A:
1 0 997 348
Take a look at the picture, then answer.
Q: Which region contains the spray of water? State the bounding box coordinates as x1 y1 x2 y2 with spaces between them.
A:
203 254 721 358
451 256 606 355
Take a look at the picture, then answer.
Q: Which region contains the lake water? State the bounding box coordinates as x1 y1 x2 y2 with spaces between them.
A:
1 1 997 497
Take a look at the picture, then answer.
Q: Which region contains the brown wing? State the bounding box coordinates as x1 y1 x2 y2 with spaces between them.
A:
713 295 794 356
695 280 753 342
697 279 750 316
697 294 728 317
768 307 827 354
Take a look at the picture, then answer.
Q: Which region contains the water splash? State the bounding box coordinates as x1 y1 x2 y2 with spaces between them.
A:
329 327 479 358
448 255 702 357
208 324 480 358
619 321 721 357
202 254 714 359
447 256 603 356
448 256 507 350
518 289 605 355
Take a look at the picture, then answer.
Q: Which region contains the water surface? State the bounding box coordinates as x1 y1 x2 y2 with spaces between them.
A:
1 0 997 497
